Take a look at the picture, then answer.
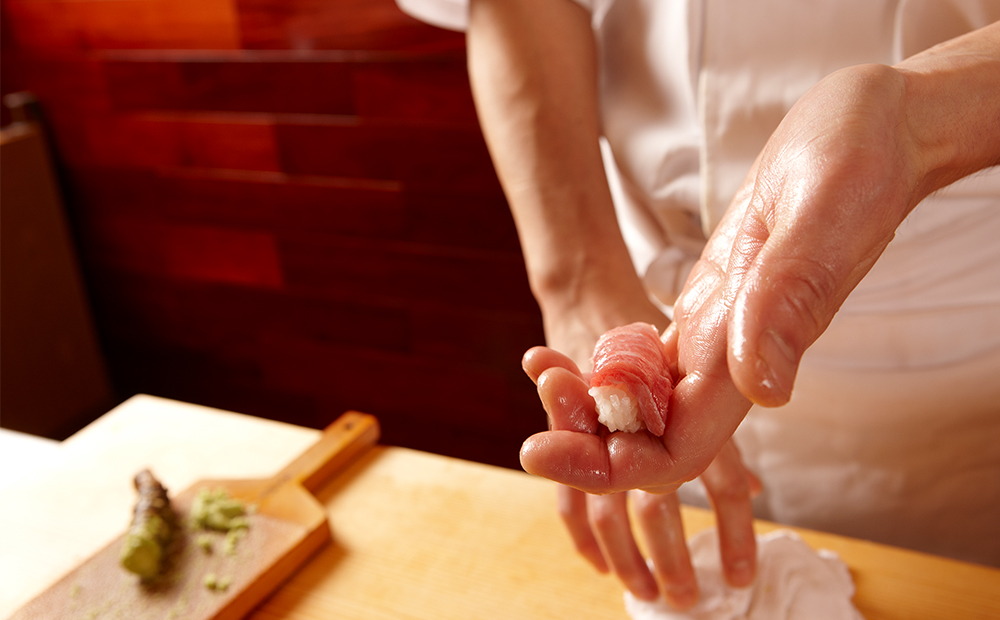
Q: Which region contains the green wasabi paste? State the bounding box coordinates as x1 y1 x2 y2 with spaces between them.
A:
190 488 250 531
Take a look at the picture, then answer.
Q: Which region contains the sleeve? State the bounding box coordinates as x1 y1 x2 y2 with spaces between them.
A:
396 0 469 31
395 0 600 32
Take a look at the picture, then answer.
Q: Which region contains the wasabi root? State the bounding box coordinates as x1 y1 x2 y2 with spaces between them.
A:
120 469 176 579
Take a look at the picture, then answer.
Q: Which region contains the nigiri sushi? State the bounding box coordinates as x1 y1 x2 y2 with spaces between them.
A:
588 323 674 436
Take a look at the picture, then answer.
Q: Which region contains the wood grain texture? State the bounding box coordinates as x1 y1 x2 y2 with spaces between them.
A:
284 445 1000 620
10 411 380 620
104 58 354 115
1 0 545 470
352 56 479 122
274 118 500 189
55 113 281 171
8 398 998 620
235 0 466 51
277 233 536 312
4 0 241 50
85 216 284 288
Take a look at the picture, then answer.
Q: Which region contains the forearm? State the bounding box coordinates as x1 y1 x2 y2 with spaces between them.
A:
896 20 1000 204
466 0 646 320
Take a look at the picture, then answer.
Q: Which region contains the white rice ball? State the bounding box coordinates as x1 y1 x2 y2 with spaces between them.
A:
589 385 643 433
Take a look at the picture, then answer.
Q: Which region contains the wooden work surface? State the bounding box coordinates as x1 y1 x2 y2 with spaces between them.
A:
2 395 998 620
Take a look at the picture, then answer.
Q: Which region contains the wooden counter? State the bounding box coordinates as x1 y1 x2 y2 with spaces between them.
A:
2 395 997 619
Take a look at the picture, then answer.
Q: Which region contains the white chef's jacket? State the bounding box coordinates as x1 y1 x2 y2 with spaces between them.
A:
399 0 1000 566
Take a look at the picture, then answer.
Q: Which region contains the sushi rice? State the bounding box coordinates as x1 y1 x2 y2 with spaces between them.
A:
589 384 644 433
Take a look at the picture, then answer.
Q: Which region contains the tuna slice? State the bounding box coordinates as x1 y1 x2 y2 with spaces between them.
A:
588 322 673 436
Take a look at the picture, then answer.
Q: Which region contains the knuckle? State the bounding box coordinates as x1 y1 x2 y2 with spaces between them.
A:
631 494 657 517
703 469 751 506
556 493 577 521
557 502 578 527
617 566 649 588
771 257 839 337
709 480 750 507
655 562 695 585
632 492 668 522
587 500 624 531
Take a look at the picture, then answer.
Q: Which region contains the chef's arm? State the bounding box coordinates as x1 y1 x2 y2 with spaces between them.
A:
896 19 1000 202
466 0 759 607
719 20 1000 407
466 0 662 367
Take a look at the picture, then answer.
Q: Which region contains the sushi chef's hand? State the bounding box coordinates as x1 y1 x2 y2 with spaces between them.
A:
521 23 1000 501
680 22 1000 409
468 0 762 607
522 346 761 608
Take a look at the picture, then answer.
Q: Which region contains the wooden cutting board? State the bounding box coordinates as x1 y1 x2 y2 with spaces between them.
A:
10 411 379 620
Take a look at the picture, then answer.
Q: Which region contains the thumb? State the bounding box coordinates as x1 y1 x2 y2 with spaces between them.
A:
723 195 891 407
727 255 836 407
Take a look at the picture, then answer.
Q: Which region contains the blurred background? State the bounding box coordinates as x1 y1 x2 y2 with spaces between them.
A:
0 0 547 469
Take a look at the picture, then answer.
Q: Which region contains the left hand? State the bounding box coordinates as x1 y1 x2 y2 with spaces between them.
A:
522 346 761 608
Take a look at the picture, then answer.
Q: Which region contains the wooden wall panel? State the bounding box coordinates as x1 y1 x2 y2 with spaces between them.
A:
93 274 411 357
70 167 408 238
277 233 535 312
86 216 284 288
0 53 110 113
4 0 241 50
352 59 479 122
236 0 466 52
104 57 354 115
104 52 477 119
1 0 548 469
409 307 544 377
56 113 281 171
275 120 500 189
400 189 520 251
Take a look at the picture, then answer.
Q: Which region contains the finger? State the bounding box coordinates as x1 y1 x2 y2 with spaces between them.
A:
557 486 608 572
522 280 752 496
521 429 678 494
536 363 613 573
631 490 699 610
672 155 760 327
523 346 583 384
724 131 908 407
660 323 680 380
522 310 749 492
662 188 757 485
724 199 813 406
535 366 600 434
587 492 659 601
700 440 758 588
746 466 763 499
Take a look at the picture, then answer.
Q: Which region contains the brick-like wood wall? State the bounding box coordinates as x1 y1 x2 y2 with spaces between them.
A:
1 0 547 468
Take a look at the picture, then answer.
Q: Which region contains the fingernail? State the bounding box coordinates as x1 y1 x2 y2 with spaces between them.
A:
632 583 660 602
756 328 796 404
665 584 698 610
728 558 755 588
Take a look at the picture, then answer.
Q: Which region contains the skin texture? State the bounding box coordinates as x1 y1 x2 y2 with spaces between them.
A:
467 0 760 607
467 0 1000 609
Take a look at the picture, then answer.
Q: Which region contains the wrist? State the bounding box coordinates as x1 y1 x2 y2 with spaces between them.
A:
530 251 643 321
894 22 1000 203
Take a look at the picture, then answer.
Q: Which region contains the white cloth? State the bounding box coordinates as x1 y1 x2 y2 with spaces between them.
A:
398 0 1000 565
624 529 863 620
